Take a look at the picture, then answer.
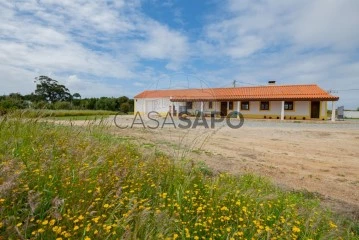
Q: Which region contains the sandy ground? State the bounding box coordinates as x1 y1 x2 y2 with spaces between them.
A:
57 116 359 218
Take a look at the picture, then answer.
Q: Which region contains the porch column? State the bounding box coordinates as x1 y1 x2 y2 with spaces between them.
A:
237 101 241 118
170 102 173 116
331 101 336 122
169 97 173 116
280 101 285 120
200 101 204 116
227 101 229 112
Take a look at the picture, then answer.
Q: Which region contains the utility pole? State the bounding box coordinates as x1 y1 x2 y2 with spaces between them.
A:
232 80 237 88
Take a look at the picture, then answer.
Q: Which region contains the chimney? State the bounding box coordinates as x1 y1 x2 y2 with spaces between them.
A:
268 80 276 85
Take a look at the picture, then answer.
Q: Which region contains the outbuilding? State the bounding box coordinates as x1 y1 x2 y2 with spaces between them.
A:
134 83 339 121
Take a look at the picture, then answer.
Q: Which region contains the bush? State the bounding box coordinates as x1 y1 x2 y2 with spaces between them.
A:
53 101 72 110
95 97 117 111
120 102 130 113
0 98 26 109
34 101 52 109
0 106 7 115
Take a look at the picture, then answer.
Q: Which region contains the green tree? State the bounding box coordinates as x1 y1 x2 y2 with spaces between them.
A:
95 97 117 111
128 99 134 112
73 93 81 99
34 76 71 102
85 98 97 110
120 102 130 113
0 93 27 110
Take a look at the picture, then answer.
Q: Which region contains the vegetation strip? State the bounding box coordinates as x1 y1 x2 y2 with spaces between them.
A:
0 118 357 239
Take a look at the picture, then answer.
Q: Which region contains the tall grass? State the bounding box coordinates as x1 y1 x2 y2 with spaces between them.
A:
0 118 357 239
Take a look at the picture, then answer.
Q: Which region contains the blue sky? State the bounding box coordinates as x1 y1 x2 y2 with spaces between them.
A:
1 0 359 108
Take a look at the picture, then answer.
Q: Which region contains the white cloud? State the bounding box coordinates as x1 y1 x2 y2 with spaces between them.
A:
1 0 358 108
289 0 359 49
201 0 359 57
132 21 189 70
64 75 127 98
0 0 189 95
194 0 359 108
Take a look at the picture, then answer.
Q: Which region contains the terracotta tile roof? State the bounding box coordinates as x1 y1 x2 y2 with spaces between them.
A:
134 84 339 101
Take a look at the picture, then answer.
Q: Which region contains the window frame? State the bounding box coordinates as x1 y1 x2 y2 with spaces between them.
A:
241 101 250 111
260 101 270 111
228 101 234 110
186 102 193 109
208 101 213 109
284 101 294 111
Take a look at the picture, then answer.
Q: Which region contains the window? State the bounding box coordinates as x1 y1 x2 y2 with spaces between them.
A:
186 102 192 109
229 101 233 110
284 101 294 110
241 101 250 110
260 101 270 110
209 101 213 109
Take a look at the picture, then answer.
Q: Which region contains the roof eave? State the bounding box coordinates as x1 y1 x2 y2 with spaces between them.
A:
170 97 340 102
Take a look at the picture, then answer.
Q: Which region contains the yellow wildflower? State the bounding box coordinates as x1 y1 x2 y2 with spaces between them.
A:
292 226 300 233
329 221 337 228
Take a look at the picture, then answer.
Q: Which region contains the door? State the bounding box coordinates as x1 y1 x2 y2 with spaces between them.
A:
311 101 320 118
220 102 227 117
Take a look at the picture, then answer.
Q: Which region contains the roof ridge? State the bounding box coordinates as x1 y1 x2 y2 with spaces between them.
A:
137 84 319 92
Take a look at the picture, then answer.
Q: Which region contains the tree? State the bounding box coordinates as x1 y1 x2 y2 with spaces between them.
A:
95 97 117 111
120 102 130 113
73 93 81 99
34 76 71 103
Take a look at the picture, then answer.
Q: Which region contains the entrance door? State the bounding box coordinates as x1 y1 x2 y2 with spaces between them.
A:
311 101 320 118
220 102 227 117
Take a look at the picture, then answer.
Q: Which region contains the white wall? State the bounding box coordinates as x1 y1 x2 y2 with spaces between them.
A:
135 99 313 117
237 101 310 116
135 97 171 114
344 110 359 118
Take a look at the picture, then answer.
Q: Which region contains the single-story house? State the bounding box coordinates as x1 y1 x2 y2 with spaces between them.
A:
134 82 339 121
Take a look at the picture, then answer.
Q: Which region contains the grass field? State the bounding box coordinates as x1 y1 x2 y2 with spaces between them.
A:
9 109 118 118
0 118 357 239
48 115 111 121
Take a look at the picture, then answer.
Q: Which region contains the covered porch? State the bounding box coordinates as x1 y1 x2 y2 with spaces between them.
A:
168 100 337 121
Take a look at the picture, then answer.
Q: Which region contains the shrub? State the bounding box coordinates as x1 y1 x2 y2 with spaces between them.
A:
34 101 52 109
0 98 26 109
120 102 130 113
53 101 73 110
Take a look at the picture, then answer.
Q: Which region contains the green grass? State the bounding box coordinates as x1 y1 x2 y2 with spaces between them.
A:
0 118 357 239
10 109 117 118
48 115 111 121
